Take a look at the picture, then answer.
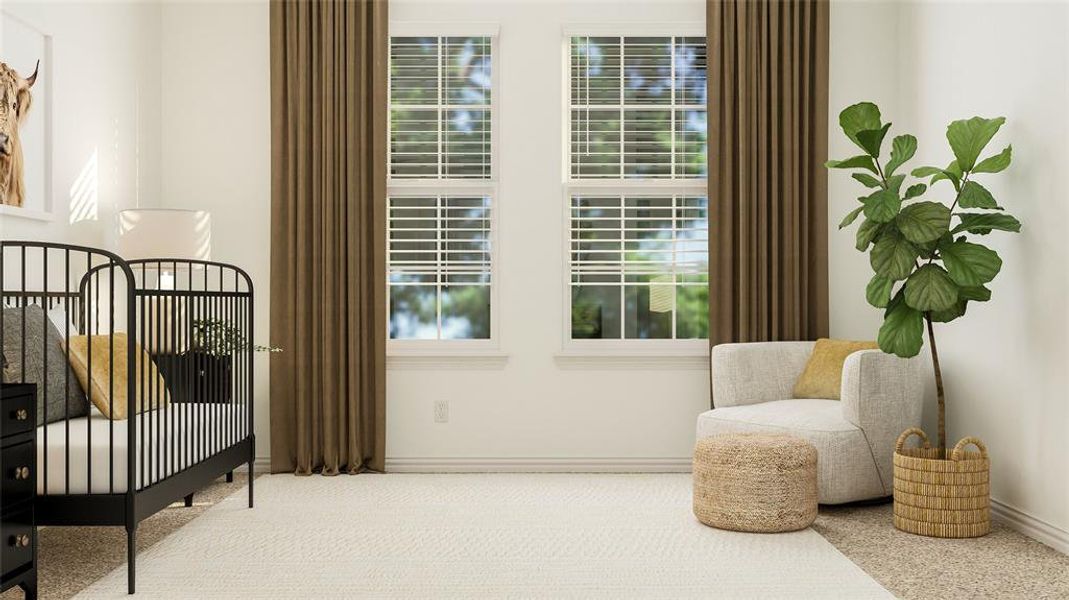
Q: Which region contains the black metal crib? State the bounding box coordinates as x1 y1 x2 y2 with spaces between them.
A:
0 240 255 594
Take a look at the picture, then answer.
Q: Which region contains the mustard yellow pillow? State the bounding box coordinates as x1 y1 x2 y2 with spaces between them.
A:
67 333 170 420
793 338 879 400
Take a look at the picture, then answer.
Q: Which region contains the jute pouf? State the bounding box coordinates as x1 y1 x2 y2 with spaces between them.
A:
693 433 818 533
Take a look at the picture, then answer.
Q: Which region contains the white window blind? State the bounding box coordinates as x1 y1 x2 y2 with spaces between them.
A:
388 34 496 342
566 35 708 341
390 36 493 179
569 36 706 179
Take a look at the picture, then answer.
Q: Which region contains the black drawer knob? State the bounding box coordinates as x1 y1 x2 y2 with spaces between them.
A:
13 409 28 421
11 535 29 548
13 466 30 481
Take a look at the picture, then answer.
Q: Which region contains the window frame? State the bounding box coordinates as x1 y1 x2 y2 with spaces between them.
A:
387 23 502 356
560 24 708 357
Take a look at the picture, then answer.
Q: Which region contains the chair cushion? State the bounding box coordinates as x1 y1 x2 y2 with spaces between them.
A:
792 338 878 400
696 400 887 504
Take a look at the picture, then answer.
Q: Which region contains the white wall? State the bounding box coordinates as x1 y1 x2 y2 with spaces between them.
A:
828 0 1069 541
157 0 273 461
385 0 709 467
0 0 161 247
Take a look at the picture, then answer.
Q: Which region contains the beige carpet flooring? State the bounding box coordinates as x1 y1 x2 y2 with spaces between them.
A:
3 473 1067 600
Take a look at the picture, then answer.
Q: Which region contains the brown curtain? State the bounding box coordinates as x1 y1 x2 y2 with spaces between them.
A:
269 0 387 475
707 0 830 353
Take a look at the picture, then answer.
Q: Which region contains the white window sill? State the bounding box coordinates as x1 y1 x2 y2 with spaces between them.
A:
553 345 709 370
387 349 509 370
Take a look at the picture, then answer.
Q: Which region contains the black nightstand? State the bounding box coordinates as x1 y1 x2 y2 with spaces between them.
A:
0 384 37 599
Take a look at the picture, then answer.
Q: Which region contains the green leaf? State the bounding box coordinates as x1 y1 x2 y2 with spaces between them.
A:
871 230 918 280
938 238 1002 286
931 300 968 323
903 264 958 312
887 174 906 194
852 173 882 188
857 123 892 158
904 183 927 200
863 189 902 223
866 274 894 308
911 166 943 178
878 293 925 357
972 145 1012 174
856 219 882 251
957 181 1001 209
930 161 962 189
959 285 991 302
839 102 883 151
839 206 865 229
825 155 879 174
897 201 951 244
946 116 1005 171
951 212 1021 235
885 134 918 177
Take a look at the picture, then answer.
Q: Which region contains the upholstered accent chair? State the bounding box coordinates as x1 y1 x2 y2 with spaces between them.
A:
696 342 926 504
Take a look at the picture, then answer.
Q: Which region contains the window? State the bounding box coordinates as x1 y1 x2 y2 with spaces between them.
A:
388 33 496 341
566 34 709 342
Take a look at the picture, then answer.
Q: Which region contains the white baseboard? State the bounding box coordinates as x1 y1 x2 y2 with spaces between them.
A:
234 457 272 473
991 498 1069 555
385 457 693 473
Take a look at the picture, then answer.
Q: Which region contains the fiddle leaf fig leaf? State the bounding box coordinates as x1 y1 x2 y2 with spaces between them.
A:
826 155 879 174
839 206 865 230
871 230 918 280
904 183 927 200
958 181 1001 209
863 189 902 223
951 212 1021 235
938 238 1002 286
885 134 918 177
856 219 882 251
878 293 925 358
866 274 894 308
887 174 906 194
903 264 959 312
852 173 882 188
972 145 1012 174
897 201 951 244
959 285 991 302
930 300 968 323
930 161 962 189
947 116 1005 171
839 102 883 151
857 123 893 158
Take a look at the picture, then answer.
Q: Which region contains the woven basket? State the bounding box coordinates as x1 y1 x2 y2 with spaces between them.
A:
892 427 990 538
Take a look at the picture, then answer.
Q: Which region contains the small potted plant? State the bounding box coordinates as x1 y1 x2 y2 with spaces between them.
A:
155 319 279 404
826 102 1020 538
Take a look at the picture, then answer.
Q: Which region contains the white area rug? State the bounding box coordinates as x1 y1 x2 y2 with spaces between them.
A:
77 474 891 599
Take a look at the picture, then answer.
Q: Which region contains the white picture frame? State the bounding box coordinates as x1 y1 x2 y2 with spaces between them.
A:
0 11 54 222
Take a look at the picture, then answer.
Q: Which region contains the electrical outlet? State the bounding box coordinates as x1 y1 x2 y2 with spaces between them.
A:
434 400 449 423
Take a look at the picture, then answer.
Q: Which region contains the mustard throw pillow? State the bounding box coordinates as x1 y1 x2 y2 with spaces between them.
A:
792 338 879 400
67 333 170 420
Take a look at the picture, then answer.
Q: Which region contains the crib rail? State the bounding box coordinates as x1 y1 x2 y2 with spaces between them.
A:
0 241 254 498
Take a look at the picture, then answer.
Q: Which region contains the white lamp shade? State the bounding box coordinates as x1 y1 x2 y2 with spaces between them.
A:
118 209 211 261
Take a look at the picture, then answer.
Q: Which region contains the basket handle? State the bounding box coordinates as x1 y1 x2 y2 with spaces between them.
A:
895 427 930 452
951 437 988 460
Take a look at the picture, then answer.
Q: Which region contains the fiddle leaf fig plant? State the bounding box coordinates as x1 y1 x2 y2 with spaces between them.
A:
826 102 1021 450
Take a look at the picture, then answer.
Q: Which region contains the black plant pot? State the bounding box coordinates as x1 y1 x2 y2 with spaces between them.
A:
153 351 233 404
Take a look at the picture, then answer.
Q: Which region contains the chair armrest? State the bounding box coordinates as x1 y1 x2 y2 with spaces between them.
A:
711 342 815 408
840 349 927 494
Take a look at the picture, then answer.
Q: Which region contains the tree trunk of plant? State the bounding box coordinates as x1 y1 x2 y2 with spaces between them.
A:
925 313 947 452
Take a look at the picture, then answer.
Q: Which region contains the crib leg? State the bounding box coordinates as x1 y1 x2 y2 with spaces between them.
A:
184 493 194 508
226 470 234 483
248 459 255 509
126 525 137 595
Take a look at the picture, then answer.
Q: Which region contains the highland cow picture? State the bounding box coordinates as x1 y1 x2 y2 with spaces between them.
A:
0 12 49 215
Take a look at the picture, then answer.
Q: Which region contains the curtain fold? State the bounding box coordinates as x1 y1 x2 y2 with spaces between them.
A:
707 0 830 356
269 0 387 475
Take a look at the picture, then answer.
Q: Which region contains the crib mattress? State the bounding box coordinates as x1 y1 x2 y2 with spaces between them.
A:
35 403 247 495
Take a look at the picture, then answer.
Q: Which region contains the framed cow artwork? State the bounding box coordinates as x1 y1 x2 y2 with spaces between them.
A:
0 11 52 221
